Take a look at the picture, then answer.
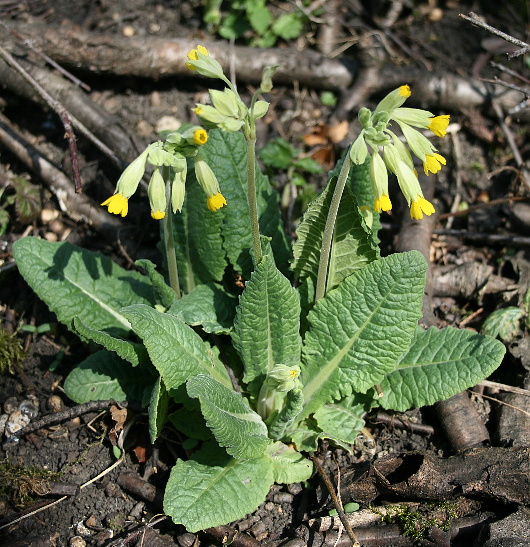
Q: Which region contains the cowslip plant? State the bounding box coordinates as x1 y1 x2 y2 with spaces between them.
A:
12 45 505 533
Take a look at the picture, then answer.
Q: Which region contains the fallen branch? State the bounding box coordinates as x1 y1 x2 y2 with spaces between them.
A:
3 20 356 90
0 113 124 238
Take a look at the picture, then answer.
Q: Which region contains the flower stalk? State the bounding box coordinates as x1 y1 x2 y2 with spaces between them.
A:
161 166 181 299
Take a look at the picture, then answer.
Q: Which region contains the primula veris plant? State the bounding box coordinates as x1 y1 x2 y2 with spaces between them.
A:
13 46 505 533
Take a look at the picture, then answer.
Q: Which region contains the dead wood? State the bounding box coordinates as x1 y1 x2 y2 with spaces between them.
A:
3 20 356 90
341 446 530 505
0 55 136 163
0 113 123 238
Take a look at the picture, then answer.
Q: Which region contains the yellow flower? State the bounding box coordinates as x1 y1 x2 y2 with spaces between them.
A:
186 45 209 70
194 106 204 116
151 210 166 220
423 153 446 175
399 85 411 98
101 194 129 217
193 128 208 145
428 115 450 137
410 196 435 220
207 193 227 212
374 194 392 213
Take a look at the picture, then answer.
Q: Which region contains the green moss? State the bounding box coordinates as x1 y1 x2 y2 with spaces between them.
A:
0 328 26 375
373 501 459 541
0 462 61 507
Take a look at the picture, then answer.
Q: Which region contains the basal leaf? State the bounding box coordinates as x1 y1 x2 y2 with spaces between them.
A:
72 317 148 367
292 169 378 290
63 350 154 404
164 456 274 533
168 283 238 334
380 326 506 412
13 238 154 338
300 251 427 417
200 129 289 277
169 407 212 441
187 375 271 459
122 304 232 392
232 252 301 391
313 394 370 448
171 161 227 294
135 259 177 309
266 442 313 484
148 377 170 443
482 307 524 342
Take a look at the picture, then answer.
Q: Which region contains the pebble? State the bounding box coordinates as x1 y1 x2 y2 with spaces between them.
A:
47 395 65 413
5 410 31 436
3 396 18 414
0 414 8 436
155 115 181 133
19 400 39 419
69 537 86 547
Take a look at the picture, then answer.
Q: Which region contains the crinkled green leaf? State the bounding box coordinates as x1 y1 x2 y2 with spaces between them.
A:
63 350 154 404
13 238 154 338
200 129 289 277
171 161 227 294
313 394 369 448
271 12 305 39
12 176 41 223
72 317 148 367
164 456 274 533
268 388 304 440
482 307 524 342
300 251 426 418
289 422 320 452
292 170 379 291
148 377 169 443
232 252 301 392
247 4 271 34
266 442 313 484
122 304 232 391
168 283 237 334
187 375 271 459
135 259 177 309
380 326 506 412
259 138 297 169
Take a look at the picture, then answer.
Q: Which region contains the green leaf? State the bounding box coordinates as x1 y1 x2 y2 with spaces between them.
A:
63 350 154 404
13 238 154 338
247 5 271 35
482 307 524 342
200 130 289 277
135 259 177 309
259 138 297 169
268 389 304 440
300 251 427 417
380 326 506 412
313 395 369 448
72 317 148 367
122 304 232 391
171 161 227 294
232 252 301 392
271 12 305 40
148 377 170 443
168 283 238 334
292 157 324 174
187 375 271 459
292 173 379 290
164 456 274 533
169 407 213 441
266 442 313 484
12 176 41 223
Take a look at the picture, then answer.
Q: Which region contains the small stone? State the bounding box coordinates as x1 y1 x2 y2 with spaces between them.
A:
19 400 39 419
69 537 86 547
155 115 181 134
122 25 135 37
0 414 9 436
5 410 30 436
47 395 65 413
44 231 59 242
49 219 65 235
41 208 59 223
4 396 18 414
273 492 294 504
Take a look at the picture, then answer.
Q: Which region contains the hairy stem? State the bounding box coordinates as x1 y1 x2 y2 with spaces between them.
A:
245 122 263 265
314 154 352 302
162 166 181 298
